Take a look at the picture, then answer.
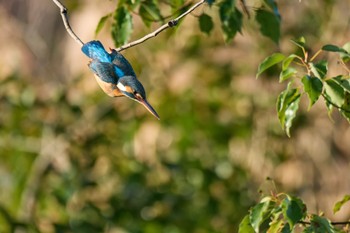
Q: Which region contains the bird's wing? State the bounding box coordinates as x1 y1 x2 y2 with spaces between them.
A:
88 60 120 84
111 51 136 77
82 40 111 63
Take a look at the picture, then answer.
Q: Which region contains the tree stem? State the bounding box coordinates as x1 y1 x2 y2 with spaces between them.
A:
51 0 84 47
116 0 206 52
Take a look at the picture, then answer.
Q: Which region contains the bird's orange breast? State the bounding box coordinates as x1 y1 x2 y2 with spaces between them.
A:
94 75 123 97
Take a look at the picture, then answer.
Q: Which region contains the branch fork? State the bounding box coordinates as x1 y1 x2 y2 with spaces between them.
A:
51 0 206 51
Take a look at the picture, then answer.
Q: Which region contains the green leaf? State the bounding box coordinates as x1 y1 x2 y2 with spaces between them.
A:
309 215 336 233
249 198 276 233
323 44 350 63
256 53 285 78
343 42 350 53
328 76 350 121
120 0 141 10
309 61 328 79
290 37 306 50
325 97 334 122
282 54 298 71
332 75 350 93
322 44 349 53
111 6 133 47
170 0 185 10
341 42 350 62
340 92 350 123
139 0 163 27
343 77 350 88
256 9 280 44
269 222 285 233
170 1 190 16
333 194 350 214
277 83 301 137
301 75 323 109
281 196 306 229
324 79 345 107
281 224 292 233
268 217 286 233
199 13 214 35
263 0 281 19
168 0 185 13
117 0 133 7
206 0 215 7
302 226 314 233
95 14 112 36
219 0 242 42
238 215 255 233
279 67 297 82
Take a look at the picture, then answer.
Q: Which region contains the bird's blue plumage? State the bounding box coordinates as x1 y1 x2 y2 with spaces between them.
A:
82 40 129 83
89 60 119 84
82 40 111 63
110 50 136 77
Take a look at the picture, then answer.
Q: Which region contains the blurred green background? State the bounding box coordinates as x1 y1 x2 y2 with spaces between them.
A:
0 0 349 232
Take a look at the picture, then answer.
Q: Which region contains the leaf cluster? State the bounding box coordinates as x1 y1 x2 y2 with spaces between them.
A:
95 0 282 47
239 192 350 233
257 38 350 136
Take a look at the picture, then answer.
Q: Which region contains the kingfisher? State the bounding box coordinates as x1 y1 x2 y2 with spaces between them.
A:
81 40 160 119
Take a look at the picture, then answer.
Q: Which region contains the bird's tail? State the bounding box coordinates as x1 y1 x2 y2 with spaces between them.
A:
81 40 111 63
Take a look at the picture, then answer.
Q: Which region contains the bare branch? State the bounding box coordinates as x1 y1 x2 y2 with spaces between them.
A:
17 128 53 224
17 127 68 231
239 0 250 19
51 0 206 51
51 0 84 47
300 220 350 226
116 0 207 52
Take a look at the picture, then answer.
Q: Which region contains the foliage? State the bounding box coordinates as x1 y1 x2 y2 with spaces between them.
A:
239 192 350 233
257 38 350 136
333 195 350 214
0 54 257 232
111 6 133 47
95 0 282 46
198 13 214 35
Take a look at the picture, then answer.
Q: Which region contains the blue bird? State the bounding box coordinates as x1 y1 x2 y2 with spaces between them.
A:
81 40 160 119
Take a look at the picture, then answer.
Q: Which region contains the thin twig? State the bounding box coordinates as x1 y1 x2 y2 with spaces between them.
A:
322 93 350 113
339 59 350 74
51 0 206 51
17 127 67 233
331 221 350 225
51 0 84 47
116 0 206 52
300 220 350 225
309 49 322 62
239 0 250 19
17 128 53 225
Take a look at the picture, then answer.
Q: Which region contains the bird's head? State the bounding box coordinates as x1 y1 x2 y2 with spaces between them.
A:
117 76 160 120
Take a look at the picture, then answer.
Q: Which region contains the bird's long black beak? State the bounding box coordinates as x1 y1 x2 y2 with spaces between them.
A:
139 99 160 120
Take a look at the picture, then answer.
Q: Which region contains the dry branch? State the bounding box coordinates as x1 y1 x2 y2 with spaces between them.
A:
116 0 206 52
51 0 84 46
51 0 207 51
